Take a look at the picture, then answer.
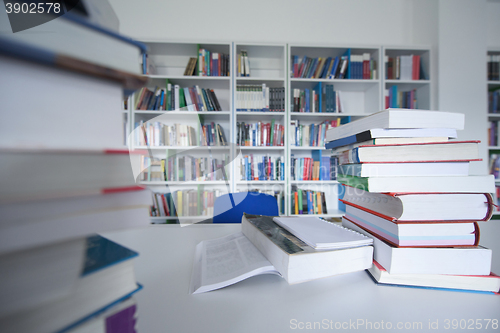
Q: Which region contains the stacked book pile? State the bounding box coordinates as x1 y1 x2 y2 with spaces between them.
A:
325 109 500 294
0 6 152 332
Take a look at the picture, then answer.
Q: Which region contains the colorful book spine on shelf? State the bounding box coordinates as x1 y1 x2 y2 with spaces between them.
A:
385 86 417 109
236 121 284 147
489 121 499 146
489 89 500 113
291 85 338 113
236 84 284 112
134 85 222 111
150 189 223 218
237 50 250 77
290 152 337 181
195 48 229 77
238 155 285 181
134 122 227 147
385 55 423 80
140 154 230 182
290 186 328 215
291 53 374 80
290 119 340 147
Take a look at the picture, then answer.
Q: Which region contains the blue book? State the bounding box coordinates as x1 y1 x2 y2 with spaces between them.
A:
83 234 138 276
305 89 310 112
321 156 330 180
313 82 323 113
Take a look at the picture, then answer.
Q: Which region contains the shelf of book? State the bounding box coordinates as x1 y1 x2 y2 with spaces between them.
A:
130 42 435 223
134 41 234 223
382 46 432 110
140 181 228 185
233 43 288 215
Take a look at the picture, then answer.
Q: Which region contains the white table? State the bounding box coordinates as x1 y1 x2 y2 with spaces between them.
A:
103 225 500 333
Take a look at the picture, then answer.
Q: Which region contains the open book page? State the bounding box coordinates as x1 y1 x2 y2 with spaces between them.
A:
190 232 281 294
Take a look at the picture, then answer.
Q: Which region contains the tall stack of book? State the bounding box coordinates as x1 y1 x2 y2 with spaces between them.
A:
325 109 500 294
0 5 152 332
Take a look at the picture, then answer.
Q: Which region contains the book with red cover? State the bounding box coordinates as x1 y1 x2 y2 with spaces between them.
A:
344 205 480 248
340 187 494 222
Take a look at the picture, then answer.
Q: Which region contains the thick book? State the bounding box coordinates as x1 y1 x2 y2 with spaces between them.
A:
0 6 146 75
335 140 480 164
344 206 479 247
340 188 494 222
189 232 281 294
338 174 495 193
342 217 492 275
0 187 152 254
242 214 373 284
368 260 500 294
0 238 86 318
325 127 457 150
325 109 464 143
338 162 470 177
1 55 138 149
0 235 141 333
272 216 372 250
0 148 143 203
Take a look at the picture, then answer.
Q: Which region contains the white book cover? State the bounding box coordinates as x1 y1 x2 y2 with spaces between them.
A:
272 216 373 250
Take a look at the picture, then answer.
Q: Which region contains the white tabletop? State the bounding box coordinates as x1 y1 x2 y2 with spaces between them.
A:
102 225 500 333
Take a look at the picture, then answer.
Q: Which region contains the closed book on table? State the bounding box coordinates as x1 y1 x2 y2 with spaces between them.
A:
337 174 495 194
325 128 457 150
340 188 494 222
338 162 470 177
342 217 492 276
335 140 480 164
344 205 479 247
368 260 500 294
325 109 464 143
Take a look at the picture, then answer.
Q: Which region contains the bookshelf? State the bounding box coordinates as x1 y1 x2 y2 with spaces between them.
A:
487 48 500 216
233 43 287 214
287 44 382 218
133 42 433 223
131 41 233 224
382 46 432 110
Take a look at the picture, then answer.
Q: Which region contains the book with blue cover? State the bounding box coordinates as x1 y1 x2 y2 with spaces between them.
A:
0 235 141 333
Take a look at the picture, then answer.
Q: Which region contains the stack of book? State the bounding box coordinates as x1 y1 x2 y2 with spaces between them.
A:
325 109 500 294
0 6 151 332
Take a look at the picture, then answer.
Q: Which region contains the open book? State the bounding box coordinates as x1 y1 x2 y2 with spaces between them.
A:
189 232 281 294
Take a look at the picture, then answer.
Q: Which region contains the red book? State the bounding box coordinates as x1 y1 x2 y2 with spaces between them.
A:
363 56 370 79
413 55 420 80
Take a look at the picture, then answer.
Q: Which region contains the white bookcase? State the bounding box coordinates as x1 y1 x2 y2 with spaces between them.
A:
130 41 233 224
130 42 433 223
